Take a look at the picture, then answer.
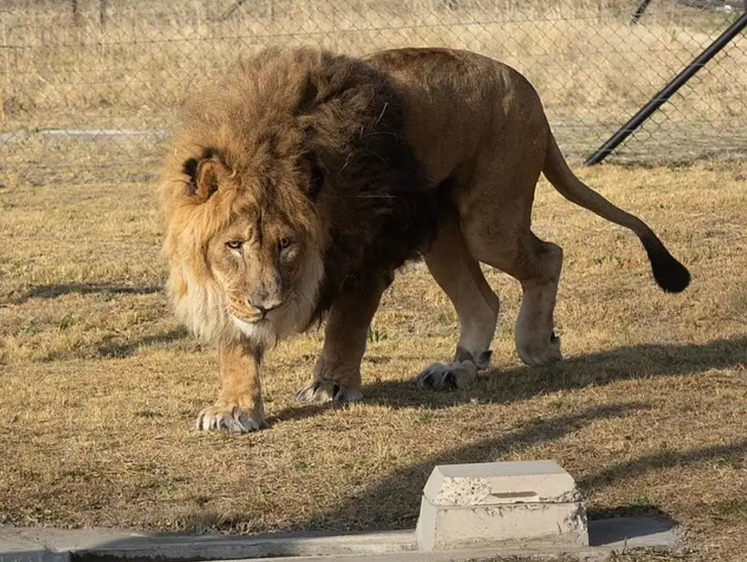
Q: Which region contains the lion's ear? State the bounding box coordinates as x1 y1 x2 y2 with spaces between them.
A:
195 159 222 202
182 152 225 202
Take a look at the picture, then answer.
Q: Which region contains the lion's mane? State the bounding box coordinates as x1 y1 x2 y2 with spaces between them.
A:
160 48 445 343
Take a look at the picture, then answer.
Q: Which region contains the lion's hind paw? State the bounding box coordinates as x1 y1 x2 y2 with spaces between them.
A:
417 360 477 391
196 406 267 433
295 381 363 405
517 331 563 367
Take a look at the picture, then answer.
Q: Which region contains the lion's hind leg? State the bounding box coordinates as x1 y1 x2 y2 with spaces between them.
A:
512 236 563 366
418 218 499 391
466 224 563 367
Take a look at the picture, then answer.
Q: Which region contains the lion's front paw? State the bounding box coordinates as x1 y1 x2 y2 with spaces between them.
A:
196 405 267 433
296 380 363 405
417 360 477 391
517 331 563 367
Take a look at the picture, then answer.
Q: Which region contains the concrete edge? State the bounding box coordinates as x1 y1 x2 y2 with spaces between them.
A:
1 517 678 562
0 528 69 562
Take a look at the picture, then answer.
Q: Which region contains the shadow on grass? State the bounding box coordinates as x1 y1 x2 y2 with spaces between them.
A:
290 430 745 535
6 282 162 305
580 440 747 493
97 327 190 359
268 336 746 424
176 401 644 536
361 335 747 411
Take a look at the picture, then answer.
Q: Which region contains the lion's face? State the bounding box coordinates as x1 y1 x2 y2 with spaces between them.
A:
210 213 299 321
206 198 324 343
163 140 326 347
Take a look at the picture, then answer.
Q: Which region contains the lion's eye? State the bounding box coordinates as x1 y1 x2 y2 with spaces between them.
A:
278 238 292 250
226 240 243 250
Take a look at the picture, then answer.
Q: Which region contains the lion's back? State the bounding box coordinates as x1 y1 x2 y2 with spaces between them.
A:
367 48 548 184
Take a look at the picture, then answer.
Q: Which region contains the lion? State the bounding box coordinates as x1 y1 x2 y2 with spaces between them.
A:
160 47 690 432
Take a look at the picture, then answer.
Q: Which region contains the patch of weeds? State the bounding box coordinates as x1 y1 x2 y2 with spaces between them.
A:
57 313 75 330
365 355 390 365
367 326 387 343
593 254 625 267
189 494 213 507
726 280 747 314
436 311 455 325
716 453 744 470
417 409 436 424
627 495 657 509
547 394 571 412
529 415 547 426
20 323 41 336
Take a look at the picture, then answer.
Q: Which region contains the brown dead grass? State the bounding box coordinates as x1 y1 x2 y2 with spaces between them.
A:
0 161 745 561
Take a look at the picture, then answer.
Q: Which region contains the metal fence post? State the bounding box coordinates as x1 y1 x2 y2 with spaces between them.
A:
585 10 747 166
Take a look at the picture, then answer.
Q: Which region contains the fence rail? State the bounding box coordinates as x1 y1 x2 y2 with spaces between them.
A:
1 0 745 185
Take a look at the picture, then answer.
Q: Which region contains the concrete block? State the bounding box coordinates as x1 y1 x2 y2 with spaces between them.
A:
416 460 588 551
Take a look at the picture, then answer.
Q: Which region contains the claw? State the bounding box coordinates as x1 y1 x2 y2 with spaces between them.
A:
196 406 267 433
297 381 361 404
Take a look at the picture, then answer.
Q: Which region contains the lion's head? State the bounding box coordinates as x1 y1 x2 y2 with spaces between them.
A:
160 48 441 349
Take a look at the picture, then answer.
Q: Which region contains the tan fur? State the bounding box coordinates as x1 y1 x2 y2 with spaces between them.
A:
161 47 689 432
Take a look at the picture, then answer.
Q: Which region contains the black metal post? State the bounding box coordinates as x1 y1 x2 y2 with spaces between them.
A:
585 10 747 166
630 0 653 25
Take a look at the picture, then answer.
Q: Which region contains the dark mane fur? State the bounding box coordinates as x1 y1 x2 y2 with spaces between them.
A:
297 51 446 318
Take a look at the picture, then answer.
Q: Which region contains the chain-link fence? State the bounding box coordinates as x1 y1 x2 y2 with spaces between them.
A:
1 0 745 185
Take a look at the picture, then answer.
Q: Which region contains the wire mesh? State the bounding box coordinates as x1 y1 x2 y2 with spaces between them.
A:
1 0 745 185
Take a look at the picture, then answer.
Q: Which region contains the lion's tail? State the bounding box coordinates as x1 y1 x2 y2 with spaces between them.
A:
542 134 690 293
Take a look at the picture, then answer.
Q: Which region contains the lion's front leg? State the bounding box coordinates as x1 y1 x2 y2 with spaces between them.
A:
296 280 387 405
197 339 267 433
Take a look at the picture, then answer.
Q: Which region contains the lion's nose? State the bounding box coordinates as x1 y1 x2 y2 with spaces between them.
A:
253 302 282 317
248 292 283 317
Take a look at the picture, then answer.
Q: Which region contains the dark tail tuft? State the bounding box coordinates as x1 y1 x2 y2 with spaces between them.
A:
641 232 691 293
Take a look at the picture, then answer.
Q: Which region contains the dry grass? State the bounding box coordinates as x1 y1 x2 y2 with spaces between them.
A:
0 160 745 561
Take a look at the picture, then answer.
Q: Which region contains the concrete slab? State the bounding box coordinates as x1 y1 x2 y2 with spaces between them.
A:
416 461 588 551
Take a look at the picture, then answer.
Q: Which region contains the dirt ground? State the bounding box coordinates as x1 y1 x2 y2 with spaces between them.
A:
0 162 745 561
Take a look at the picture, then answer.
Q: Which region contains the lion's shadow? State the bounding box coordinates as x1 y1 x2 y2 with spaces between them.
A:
262 335 746 535
271 335 746 422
